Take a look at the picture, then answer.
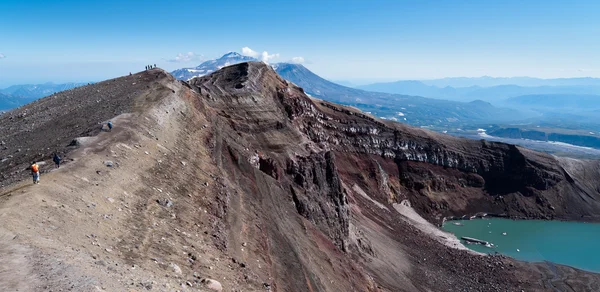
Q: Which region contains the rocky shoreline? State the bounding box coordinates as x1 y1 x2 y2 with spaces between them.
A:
442 212 600 228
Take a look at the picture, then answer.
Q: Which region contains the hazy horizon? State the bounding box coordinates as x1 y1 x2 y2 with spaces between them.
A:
3 64 600 89
5 67 600 89
1 0 600 86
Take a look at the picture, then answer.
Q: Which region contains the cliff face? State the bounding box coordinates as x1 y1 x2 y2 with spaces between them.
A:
186 62 600 290
192 62 600 224
1 63 600 291
286 151 350 250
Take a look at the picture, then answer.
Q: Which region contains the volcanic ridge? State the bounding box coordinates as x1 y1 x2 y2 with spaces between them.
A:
0 62 599 291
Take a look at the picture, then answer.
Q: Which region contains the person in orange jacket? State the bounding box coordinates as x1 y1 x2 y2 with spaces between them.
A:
31 161 40 184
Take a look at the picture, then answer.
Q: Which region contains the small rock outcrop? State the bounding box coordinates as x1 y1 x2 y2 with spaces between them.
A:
287 151 349 250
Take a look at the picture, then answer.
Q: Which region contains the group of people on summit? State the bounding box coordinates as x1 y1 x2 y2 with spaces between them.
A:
145 64 157 70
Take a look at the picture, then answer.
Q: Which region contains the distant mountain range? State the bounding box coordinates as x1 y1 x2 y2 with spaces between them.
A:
2 53 598 152
506 94 600 109
168 53 600 150
0 82 88 110
358 81 600 104
1 82 88 99
417 76 600 88
0 92 18 111
170 53 531 129
272 63 530 127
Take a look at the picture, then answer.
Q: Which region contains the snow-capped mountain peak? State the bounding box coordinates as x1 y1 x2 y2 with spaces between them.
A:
220 51 244 59
171 52 257 81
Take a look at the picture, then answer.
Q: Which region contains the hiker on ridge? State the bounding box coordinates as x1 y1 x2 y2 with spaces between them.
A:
53 153 61 168
31 161 40 184
107 121 113 132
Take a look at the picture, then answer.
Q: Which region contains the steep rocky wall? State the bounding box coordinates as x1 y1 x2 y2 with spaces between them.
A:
192 62 600 224
190 67 372 291
286 151 349 250
269 84 600 222
184 62 600 291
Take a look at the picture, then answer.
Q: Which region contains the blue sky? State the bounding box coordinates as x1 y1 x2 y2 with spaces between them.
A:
1 0 599 86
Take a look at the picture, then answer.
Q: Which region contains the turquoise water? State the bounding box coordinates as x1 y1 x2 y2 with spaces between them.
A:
442 218 600 272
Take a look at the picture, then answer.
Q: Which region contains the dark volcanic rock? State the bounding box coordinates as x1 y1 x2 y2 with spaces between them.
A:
258 156 280 180
287 151 349 250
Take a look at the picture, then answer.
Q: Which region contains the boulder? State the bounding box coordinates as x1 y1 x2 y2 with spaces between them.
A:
200 279 222 291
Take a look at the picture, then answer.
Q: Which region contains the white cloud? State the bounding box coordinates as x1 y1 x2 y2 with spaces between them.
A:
241 47 259 58
0 53 5 59
261 51 279 63
290 56 305 64
241 47 280 63
167 52 204 63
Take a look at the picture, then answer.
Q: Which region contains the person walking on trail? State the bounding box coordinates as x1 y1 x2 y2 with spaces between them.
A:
31 161 40 184
107 121 113 132
53 153 61 168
